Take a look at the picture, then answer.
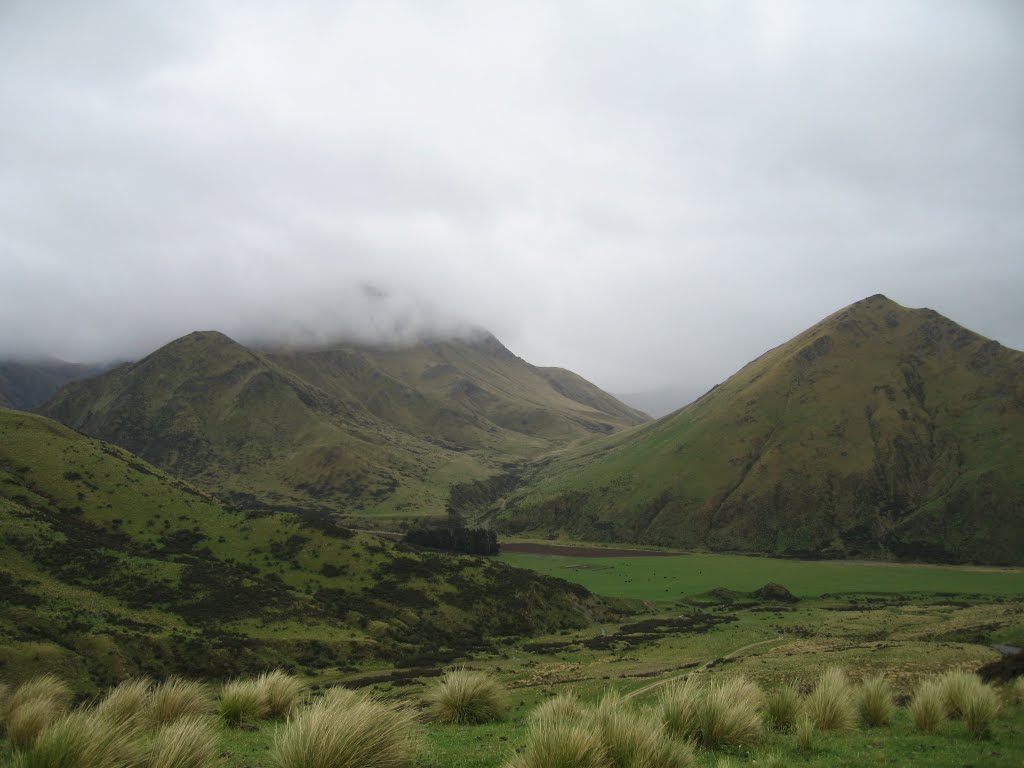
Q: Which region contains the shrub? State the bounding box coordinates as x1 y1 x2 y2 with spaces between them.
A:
257 670 304 720
804 667 855 731
529 691 583 724
909 679 945 733
765 683 801 732
4 675 73 724
148 715 219 768
588 693 694 768
503 718 607 768
426 668 509 724
657 677 701 740
93 678 152 734
962 682 1001 739
795 713 814 753
11 710 140 768
219 678 265 726
270 691 421 768
148 678 214 727
696 676 764 749
7 698 55 750
858 674 894 727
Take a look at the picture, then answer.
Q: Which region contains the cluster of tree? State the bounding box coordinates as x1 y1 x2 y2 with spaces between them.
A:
405 516 500 556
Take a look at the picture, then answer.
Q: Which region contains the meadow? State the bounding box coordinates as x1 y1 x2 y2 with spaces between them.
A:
497 547 1024 599
3 537 1023 767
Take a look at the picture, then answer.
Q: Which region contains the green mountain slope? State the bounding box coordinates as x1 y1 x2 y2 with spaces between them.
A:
41 331 647 518
37 331 646 517
0 407 614 692
0 359 107 410
500 296 1024 565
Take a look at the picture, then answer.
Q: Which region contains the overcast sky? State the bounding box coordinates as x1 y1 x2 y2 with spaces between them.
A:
2 1 1022 394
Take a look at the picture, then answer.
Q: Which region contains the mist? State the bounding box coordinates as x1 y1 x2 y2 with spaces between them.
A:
2 1 1022 393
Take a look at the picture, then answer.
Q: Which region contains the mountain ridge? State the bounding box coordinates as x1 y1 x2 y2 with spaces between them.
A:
39 330 647 518
497 295 1024 565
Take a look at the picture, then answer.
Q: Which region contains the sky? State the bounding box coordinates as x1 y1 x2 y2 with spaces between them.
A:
1 1 1022 395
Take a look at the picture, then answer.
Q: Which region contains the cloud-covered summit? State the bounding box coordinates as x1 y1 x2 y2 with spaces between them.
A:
2 1 1021 392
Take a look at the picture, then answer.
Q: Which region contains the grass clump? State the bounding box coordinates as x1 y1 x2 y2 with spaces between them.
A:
1008 676 1024 705
148 677 214 727
657 677 701 740
270 691 420 768
764 683 801 732
504 718 607 768
961 682 1001 739
804 667 855 731
909 679 946 733
3 675 73 723
695 676 764 749
529 691 583 723
93 678 152 734
148 715 219 768
6 698 56 750
858 674 894 727
589 692 695 768
426 668 509 724
10 710 141 768
794 713 815 753
219 678 266 726
257 670 304 720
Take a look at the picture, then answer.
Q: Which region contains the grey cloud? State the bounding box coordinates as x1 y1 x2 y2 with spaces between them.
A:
1 0 1022 394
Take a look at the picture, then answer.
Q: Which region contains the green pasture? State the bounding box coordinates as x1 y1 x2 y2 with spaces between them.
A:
497 551 1024 599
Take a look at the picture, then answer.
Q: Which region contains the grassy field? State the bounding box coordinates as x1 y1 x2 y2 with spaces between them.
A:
497 549 1024 599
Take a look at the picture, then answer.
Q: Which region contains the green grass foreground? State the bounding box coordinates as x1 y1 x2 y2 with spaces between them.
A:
497 550 1024 599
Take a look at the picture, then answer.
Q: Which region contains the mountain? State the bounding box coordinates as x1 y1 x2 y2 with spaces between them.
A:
0 358 110 410
499 295 1024 565
0 407 616 692
38 331 647 518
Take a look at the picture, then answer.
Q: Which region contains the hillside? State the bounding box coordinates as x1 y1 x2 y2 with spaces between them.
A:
499 295 1024 565
38 331 646 518
0 358 107 410
0 407 617 693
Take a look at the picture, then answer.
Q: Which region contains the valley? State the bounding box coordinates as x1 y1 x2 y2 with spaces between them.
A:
2 295 1023 767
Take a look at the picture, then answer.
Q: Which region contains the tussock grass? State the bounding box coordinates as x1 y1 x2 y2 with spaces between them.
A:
1008 677 1024 705
3 675 73 724
657 677 701 740
795 713 815 753
93 678 152 734
319 687 359 708
270 691 420 768
219 678 266 726
804 667 855 731
937 669 978 719
503 718 607 768
858 674 894 727
765 683 801 732
937 667 991 720
426 668 509 724
588 692 695 768
6 698 55 750
528 691 583 723
257 670 304 720
909 679 946 733
11 710 141 768
696 676 764 749
148 677 214 727
148 715 219 768
961 682 1001 739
